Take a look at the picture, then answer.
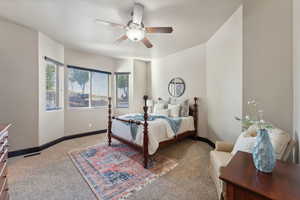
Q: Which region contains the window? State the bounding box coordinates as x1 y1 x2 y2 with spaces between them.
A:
116 73 129 108
68 66 110 108
46 61 59 110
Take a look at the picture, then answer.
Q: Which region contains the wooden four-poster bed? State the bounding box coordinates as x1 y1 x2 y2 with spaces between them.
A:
107 95 198 168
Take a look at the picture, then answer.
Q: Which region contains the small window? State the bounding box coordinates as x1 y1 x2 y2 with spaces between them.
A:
68 66 110 108
91 72 109 107
116 73 129 108
46 61 59 110
68 68 90 107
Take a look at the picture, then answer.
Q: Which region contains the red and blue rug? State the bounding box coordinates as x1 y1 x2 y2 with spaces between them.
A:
69 143 178 200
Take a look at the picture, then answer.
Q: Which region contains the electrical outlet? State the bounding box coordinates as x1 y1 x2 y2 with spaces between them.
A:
88 123 92 128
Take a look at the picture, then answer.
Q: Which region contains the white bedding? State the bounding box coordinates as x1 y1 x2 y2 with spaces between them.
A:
111 113 195 155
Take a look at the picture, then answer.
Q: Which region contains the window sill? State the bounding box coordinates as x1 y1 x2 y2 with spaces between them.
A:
67 106 108 111
46 107 63 112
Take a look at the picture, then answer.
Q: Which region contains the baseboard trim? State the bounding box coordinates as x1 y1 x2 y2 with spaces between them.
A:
8 129 107 158
193 136 215 149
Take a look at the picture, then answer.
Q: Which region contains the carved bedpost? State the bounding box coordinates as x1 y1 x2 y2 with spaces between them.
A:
108 97 112 146
143 95 149 168
194 97 199 135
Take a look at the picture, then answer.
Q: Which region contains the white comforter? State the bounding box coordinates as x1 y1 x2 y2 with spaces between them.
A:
111 114 195 155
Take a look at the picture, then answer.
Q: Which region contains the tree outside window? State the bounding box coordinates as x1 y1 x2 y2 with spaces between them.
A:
116 73 129 108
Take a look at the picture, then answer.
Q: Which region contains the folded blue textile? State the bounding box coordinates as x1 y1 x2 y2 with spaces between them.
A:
122 114 182 140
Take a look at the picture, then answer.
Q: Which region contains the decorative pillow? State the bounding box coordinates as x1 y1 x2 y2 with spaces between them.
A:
180 99 189 117
169 97 178 105
155 109 170 116
153 102 165 113
231 131 256 155
146 99 154 113
232 125 291 159
268 128 291 158
168 104 180 118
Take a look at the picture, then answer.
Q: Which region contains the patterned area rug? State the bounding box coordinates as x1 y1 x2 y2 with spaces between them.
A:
69 143 178 200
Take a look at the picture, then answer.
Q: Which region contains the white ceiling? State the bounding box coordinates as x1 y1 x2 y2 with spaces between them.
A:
0 0 242 59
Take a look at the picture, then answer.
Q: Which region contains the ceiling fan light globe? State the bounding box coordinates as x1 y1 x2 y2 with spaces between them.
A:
126 28 145 42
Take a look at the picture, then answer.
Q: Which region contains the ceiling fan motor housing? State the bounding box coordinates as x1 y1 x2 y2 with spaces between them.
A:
126 21 145 41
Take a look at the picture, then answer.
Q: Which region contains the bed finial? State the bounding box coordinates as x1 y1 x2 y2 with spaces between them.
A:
193 97 199 135
143 95 149 168
108 97 112 146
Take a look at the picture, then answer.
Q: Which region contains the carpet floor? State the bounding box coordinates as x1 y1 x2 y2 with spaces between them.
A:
8 133 217 200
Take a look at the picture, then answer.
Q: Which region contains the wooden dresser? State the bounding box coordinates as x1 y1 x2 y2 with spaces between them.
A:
220 151 300 200
0 124 10 200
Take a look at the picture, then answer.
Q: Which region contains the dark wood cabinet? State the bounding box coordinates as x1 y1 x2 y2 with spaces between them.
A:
0 124 10 200
220 152 300 200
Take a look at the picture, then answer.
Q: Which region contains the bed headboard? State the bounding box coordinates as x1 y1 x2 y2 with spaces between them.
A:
155 97 198 133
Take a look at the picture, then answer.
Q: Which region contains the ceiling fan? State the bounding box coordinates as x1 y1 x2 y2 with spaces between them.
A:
95 3 173 48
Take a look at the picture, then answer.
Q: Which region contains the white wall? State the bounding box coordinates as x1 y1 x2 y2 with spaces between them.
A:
64 48 117 136
151 44 208 137
0 18 39 151
132 60 148 113
206 6 243 143
114 59 149 115
293 0 300 163
114 59 134 115
243 0 293 134
38 32 64 145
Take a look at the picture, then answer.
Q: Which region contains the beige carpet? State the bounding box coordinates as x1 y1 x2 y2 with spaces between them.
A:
8 134 217 200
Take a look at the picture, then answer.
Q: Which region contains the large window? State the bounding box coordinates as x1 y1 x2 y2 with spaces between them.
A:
116 73 129 108
68 66 110 108
46 61 59 110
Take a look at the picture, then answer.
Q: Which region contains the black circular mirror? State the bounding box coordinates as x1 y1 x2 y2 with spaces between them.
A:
168 77 185 97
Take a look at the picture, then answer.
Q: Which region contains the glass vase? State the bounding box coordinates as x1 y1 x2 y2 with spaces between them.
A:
252 128 276 173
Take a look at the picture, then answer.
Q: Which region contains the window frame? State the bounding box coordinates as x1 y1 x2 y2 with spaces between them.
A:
45 60 61 111
115 72 130 109
67 65 111 109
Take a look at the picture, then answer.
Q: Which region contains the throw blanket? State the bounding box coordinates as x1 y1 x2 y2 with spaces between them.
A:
122 114 182 140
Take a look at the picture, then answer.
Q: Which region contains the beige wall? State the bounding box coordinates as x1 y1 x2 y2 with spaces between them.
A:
64 48 117 136
206 6 243 143
132 60 148 113
243 0 293 134
114 59 134 115
38 32 65 145
150 44 208 137
293 0 300 163
114 59 149 115
0 18 39 151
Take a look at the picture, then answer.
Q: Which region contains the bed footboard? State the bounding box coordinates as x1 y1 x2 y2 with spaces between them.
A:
107 95 150 168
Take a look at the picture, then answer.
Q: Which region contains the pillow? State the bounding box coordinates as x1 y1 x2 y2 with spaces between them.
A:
155 109 170 116
153 102 165 113
146 99 154 113
231 131 256 155
180 99 189 117
268 128 291 159
232 125 291 159
168 104 180 118
169 97 179 105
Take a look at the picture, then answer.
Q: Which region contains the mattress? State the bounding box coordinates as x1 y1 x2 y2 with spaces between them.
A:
111 114 195 155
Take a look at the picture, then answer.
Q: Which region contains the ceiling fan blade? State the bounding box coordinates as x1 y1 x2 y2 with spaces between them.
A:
95 19 126 29
132 3 144 25
141 37 153 48
115 35 128 43
145 27 173 33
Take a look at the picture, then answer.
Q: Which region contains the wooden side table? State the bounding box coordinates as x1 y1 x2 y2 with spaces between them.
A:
220 151 300 200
